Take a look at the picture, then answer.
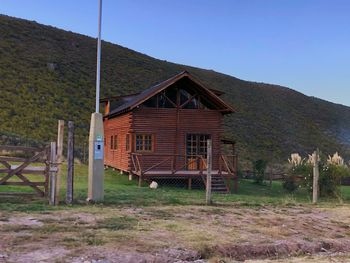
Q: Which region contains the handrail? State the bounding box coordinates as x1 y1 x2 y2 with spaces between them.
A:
221 155 233 174
172 155 203 174
143 156 173 174
131 154 138 172
130 153 236 175
199 156 208 169
135 155 142 172
130 153 142 173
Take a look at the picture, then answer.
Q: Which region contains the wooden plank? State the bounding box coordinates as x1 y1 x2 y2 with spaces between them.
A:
0 165 57 174
0 156 31 162
0 192 38 196
0 145 51 197
0 150 46 184
49 142 57 206
143 156 172 173
0 169 45 175
55 120 65 205
131 154 137 172
0 145 43 152
66 121 74 205
44 146 50 196
0 160 11 169
142 170 226 175
14 173 45 196
1 182 46 186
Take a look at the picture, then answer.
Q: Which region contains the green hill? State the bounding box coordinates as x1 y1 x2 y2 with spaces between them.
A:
1 14 350 162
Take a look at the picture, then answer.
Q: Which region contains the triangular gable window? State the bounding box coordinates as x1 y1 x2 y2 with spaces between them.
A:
141 82 215 110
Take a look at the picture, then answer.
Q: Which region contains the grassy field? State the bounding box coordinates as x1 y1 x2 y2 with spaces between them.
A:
1 164 350 262
1 163 350 211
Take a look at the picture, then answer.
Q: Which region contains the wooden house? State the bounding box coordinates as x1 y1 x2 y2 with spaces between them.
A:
102 71 238 192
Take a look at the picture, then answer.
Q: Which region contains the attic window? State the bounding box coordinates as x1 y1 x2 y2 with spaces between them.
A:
164 87 177 104
184 96 200 109
142 95 157 108
180 89 193 105
141 91 176 108
140 86 216 110
158 93 175 108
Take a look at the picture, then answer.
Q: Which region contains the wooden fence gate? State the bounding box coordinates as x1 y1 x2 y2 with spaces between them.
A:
0 145 56 197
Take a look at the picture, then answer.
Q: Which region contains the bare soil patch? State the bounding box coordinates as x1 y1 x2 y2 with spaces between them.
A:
1 205 350 262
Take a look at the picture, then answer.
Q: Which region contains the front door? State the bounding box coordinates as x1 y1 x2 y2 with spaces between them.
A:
186 134 210 170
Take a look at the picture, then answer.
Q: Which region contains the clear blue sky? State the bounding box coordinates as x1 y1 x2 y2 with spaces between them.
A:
1 0 349 106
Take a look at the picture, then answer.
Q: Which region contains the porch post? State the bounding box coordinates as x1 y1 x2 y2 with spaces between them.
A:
138 174 142 187
206 139 212 205
188 177 192 190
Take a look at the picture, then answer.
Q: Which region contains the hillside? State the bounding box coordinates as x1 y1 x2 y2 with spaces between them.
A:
1 14 350 162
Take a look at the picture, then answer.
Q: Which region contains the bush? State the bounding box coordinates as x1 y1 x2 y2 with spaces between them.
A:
283 161 312 193
252 159 268 185
319 164 349 197
282 176 299 193
285 152 350 198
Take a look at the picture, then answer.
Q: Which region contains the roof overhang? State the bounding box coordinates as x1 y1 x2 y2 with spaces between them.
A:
106 71 236 118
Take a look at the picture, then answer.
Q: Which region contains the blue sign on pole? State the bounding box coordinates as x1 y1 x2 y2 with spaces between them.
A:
94 141 104 160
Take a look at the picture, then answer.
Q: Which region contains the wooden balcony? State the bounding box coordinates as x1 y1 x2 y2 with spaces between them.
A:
130 153 238 193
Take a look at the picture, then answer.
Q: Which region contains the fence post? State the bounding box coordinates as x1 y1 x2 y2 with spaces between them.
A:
49 142 57 206
233 155 238 193
55 120 64 205
312 149 320 204
206 139 212 205
269 166 273 188
83 142 86 164
66 121 74 204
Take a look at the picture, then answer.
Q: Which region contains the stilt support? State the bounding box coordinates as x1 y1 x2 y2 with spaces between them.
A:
188 178 192 190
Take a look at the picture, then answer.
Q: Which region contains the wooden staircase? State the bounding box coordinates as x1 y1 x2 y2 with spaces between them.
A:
211 174 229 193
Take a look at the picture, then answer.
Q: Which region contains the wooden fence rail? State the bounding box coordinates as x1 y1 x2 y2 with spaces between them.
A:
0 145 57 197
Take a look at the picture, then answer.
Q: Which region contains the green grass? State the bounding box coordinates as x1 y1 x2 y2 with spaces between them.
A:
96 216 137 231
1 163 350 212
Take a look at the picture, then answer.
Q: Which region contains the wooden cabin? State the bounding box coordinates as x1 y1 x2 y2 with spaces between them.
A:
102 71 238 192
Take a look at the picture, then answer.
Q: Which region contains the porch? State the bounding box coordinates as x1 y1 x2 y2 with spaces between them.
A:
130 153 238 193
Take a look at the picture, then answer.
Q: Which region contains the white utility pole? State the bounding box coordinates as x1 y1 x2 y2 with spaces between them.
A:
88 0 104 202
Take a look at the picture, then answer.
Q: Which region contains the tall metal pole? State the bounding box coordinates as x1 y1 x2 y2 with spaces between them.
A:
88 0 104 202
95 0 102 113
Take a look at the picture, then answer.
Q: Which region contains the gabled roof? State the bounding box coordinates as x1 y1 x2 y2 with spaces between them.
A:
106 71 235 118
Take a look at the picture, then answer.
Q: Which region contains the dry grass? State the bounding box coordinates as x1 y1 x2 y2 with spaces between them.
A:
1 204 350 262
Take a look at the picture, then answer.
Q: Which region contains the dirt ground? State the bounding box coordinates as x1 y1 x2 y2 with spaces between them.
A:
1 204 350 262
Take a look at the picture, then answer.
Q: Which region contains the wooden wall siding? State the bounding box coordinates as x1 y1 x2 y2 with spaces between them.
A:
178 109 223 169
131 108 177 170
131 108 223 170
104 112 132 171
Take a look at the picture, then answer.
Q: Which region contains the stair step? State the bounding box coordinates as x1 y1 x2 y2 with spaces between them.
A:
211 185 226 189
212 189 228 193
